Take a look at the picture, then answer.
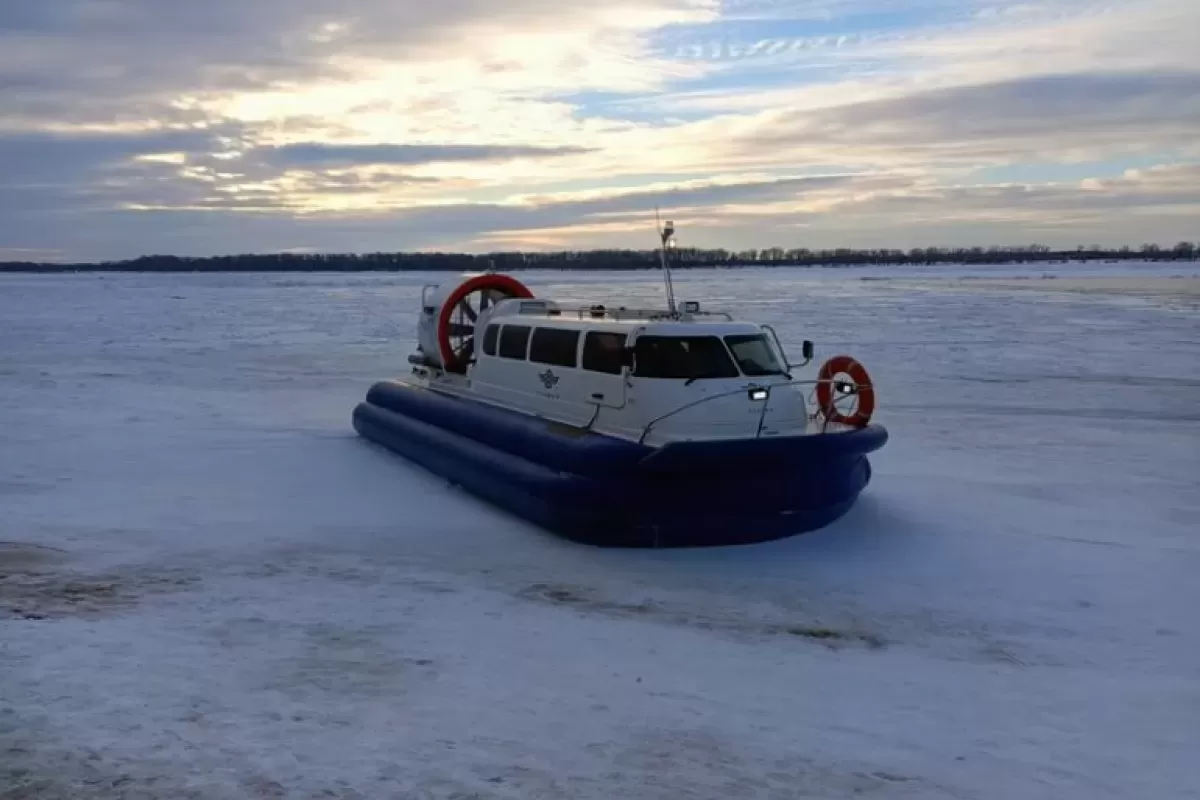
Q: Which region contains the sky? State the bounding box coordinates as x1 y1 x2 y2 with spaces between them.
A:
0 0 1197 261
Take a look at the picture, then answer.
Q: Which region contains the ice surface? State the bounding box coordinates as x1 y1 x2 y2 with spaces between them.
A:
2 263 1198 799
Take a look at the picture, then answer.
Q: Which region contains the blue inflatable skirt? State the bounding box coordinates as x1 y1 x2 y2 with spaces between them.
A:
353 381 888 548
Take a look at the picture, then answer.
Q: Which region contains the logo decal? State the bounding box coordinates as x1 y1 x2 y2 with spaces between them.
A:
538 369 560 389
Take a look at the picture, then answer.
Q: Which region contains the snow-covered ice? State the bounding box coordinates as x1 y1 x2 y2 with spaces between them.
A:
1 264 1197 799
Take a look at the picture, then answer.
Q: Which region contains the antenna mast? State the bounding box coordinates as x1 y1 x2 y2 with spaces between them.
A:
655 207 678 317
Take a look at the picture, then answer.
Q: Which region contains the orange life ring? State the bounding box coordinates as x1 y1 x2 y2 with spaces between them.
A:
816 355 875 428
436 274 534 373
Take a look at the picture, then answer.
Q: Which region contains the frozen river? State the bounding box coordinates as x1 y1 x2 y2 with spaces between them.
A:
2 263 1197 799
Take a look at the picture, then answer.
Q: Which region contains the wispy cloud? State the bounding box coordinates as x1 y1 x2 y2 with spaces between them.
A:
256 143 596 168
733 71 1200 166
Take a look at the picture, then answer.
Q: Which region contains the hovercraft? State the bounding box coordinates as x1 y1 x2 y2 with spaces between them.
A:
353 223 888 547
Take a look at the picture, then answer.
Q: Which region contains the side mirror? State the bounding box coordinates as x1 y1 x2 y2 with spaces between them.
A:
620 347 635 367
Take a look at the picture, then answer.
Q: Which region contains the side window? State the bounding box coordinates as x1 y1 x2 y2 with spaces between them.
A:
497 325 531 359
582 331 627 374
529 327 580 368
481 324 500 357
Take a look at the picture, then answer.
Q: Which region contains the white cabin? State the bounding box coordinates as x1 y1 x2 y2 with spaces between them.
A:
408 290 820 446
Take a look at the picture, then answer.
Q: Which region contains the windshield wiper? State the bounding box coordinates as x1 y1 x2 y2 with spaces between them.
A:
684 370 724 386
740 365 791 380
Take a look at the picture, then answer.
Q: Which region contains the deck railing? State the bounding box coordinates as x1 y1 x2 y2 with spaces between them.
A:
573 305 735 322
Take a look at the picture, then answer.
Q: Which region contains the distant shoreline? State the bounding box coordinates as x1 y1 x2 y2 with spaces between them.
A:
2 247 1197 274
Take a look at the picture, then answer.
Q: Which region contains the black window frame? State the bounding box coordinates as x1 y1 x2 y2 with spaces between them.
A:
481 323 500 357
723 334 786 377
497 324 531 360
581 331 628 375
529 327 581 368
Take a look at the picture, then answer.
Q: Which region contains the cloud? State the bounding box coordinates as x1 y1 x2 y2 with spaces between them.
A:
647 0 1198 116
0 128 242 185
125 171 896 219
735 71 1200 166
9 164 1196 258
255 143 596 168
844 163 1200 220
491 162 1200 242
0 171 901 256
0 0 716 122
470 161 1200 250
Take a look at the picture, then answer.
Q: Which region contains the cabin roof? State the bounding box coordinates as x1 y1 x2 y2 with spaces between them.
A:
482 311 763 338
482 299 764 337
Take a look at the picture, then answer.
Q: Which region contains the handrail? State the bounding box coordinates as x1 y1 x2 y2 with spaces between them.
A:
760 324 812 369
637 377 865 444
573 305 735 322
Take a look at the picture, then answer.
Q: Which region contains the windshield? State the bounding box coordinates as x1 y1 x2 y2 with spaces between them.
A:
633 336 739 380
723 334 786 377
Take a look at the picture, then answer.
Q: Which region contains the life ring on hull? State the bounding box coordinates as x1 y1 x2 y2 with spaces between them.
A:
436 274 534 373
816 355 875 428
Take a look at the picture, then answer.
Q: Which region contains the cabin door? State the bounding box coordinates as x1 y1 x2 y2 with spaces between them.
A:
578 330 628 409
581 371 626 409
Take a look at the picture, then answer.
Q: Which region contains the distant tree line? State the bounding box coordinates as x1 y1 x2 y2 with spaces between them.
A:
2 241 1196 273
